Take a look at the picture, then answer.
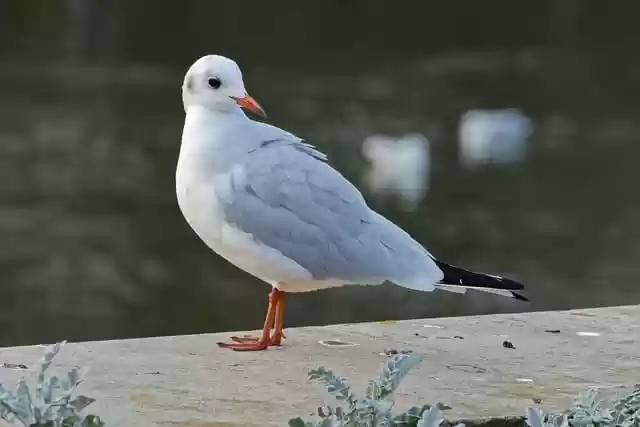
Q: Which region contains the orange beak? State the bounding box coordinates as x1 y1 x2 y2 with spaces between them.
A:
231 94 267 118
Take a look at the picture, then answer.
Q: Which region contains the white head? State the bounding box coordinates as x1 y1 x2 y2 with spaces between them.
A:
182 54 266 117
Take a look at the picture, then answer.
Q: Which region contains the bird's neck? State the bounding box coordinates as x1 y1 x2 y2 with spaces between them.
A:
178 105 250 174
184 104 247 127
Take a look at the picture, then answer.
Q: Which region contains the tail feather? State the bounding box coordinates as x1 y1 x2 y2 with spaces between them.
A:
434 260 528 301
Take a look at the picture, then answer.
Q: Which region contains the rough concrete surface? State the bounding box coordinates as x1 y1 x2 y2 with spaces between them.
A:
1 305 638 427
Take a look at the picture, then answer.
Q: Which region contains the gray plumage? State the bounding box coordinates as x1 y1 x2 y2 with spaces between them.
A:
221 132 440 286
176 54 526 300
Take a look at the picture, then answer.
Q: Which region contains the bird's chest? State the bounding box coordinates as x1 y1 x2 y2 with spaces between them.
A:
175 165 259 265
175 165 231 248
175 163 316 286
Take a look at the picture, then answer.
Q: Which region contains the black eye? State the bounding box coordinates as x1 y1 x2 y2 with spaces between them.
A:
207 77 222 89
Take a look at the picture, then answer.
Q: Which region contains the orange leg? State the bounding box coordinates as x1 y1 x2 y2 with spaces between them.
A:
228 290 286 346
217 287 285 351
269 291 286 346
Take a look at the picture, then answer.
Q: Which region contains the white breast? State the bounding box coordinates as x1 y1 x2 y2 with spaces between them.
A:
176 108 351 292
176 145 322 291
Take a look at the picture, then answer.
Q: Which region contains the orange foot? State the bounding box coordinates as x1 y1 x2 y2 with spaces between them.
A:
217 288 286 352
228 331 286 346
217 339 270 351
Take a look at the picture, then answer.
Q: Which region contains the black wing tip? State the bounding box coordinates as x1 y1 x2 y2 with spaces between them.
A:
493 277 529 302
496 275 526 291
435 260 529 301
511 291 530 302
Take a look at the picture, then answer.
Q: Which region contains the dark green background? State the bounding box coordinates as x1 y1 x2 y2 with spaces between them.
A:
1 0 639 346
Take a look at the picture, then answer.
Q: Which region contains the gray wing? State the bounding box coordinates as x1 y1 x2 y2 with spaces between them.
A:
220 137 381 282
220 135 440 285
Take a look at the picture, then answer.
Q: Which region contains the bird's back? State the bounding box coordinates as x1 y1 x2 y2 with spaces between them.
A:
185 117 445 291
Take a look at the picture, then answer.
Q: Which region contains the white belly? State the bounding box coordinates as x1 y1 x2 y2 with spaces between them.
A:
175 166 345 292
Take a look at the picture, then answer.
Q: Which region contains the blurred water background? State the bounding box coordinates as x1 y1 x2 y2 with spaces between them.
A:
1 1 639 346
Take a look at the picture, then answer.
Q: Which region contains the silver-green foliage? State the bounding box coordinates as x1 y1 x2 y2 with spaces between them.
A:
527 386 640 427
0 341 106 427
288 353 461 427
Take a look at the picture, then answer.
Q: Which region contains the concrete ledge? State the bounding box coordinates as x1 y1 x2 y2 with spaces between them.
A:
1 305 638 426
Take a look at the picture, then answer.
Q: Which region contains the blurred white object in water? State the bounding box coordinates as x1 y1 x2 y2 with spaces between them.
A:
361 133 430 210
458 109 533 168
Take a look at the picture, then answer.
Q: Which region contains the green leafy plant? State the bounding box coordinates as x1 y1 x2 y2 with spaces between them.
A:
526 386 640 427
288 353 462 427
0 341 106 427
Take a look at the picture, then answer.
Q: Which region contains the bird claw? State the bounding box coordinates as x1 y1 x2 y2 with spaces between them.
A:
217 288 287 352
217 340 269 351
230 335 260 343
220 331 286 348
269 333 285 346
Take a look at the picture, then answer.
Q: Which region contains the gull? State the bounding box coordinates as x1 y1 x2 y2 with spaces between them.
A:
458 108 533 168
176 55 527 351
361 132 431 210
